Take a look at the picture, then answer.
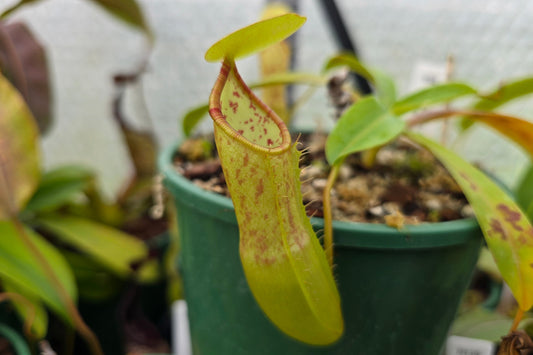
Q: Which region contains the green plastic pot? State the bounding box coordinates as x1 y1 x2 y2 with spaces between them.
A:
160 143 483 355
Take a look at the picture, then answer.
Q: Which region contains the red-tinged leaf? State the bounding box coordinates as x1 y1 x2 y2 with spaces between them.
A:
463 112 533 157
408 132 533 311
0 22 52 133
461 77 533 131
208 59 343 345
0 72 40 219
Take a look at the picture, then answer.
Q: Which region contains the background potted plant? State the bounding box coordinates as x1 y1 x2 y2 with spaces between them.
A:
160 12 533 355
0 1 178 354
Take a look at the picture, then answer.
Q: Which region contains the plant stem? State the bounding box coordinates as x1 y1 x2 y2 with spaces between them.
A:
11 219 103 355
323 163 341 268
510 308 525 332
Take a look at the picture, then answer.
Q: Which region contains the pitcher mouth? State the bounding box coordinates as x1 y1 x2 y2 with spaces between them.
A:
209 59 291 155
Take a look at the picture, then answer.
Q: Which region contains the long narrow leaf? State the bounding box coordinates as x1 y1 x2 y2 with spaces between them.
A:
463 111 533 157
24 166 94 212
0 221 76 324
408 132 533 311
461 77 533 130
35 215 150 279
250 72 327 88
393 83 477 115
474 77 533 112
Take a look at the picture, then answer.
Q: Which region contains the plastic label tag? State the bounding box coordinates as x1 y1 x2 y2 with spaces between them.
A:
446 335 496 355
409 60 449 91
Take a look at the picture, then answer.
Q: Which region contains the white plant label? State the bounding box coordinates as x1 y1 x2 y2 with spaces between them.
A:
409 60 449 91
446 335 496 355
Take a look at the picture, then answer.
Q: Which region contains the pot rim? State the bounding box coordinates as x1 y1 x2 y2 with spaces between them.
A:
159 142 483 250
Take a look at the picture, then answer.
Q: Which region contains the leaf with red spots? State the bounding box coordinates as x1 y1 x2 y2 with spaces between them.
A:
409 132 533 311
181 73 325 136
208 54 343 344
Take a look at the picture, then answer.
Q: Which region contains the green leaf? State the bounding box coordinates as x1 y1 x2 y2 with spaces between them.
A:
25 166 95 212
205 14 306 62
326 96 405 165
370 68 397 107
475 77 533 111
209 61 343 345
0 72 40 219
61 250 122 302
451 307 514 341
35 215 149 278
182 104 209 137
526 202 533 223
408 132 533 311
393 82 477 115
0 221 76 324
89 0 151 37
323 53 373 80
461 77 533 130
1 0 151 38
250 72 328 88
2 279 48 339
516 165 533 212
323 53 397 106
0 0 40 18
